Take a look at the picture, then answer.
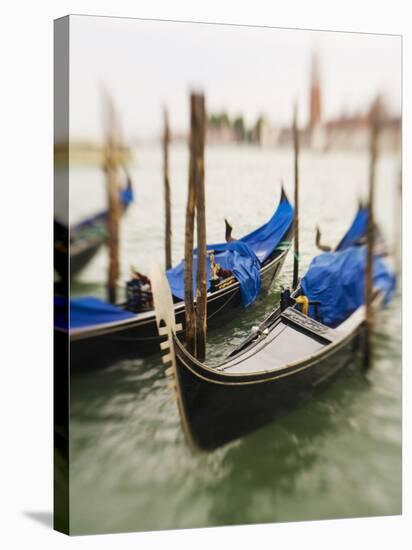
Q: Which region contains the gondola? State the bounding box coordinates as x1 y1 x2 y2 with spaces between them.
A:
54 175 134 280
151 206 396 451
55 188 294 370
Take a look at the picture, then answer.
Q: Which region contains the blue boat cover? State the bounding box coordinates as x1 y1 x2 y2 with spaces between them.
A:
300 246 396 328
166 195 293 308
167 240 261 308
58 192 292 331
120 186 134 206
336 208 368 251
54 296 136 330
240 195 294 263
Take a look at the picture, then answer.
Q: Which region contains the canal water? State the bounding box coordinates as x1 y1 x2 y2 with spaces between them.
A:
67 144 401 534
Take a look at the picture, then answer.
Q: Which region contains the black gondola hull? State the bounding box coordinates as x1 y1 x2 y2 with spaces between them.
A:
54 193 132 281
71 241 104 278
173 328 362 451
55 235 108 281
161 207 392 452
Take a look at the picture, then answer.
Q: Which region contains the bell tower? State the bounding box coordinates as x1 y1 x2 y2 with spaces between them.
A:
309 53 321 128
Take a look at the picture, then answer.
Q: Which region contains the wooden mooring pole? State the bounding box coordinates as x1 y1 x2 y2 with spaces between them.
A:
104 96 121 304
364 108 380 369
163 108 172 270
292 103 300 290
184 93 207 359
194 94 207 361
183 96 198 356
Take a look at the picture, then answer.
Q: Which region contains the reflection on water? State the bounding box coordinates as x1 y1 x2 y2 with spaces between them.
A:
68 145 401 534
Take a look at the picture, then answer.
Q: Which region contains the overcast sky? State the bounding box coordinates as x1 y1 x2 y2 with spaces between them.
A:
68 15 401 141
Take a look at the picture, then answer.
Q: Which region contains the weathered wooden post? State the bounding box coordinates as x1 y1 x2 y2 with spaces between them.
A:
163 108 172 270
183 96 198 356
364 107 380 369
194 94 207 361
103 95 121 303
292 103 300 290
184 92 207 359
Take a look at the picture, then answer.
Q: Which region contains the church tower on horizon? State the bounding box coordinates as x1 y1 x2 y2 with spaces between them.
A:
309 53 322 128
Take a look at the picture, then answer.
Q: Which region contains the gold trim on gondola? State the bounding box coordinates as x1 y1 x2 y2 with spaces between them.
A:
217 277 236 290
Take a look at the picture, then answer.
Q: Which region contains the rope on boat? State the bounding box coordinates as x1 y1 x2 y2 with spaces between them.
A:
206 290 238 320
276 240 292 251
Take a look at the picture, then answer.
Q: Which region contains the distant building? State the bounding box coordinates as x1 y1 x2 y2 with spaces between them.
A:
206 112 237 145
259 117 281 147
198 53 401 151
281 52 401 152
322 98 401 151
308 54 322 129
323 113 369 150
207 124 236 145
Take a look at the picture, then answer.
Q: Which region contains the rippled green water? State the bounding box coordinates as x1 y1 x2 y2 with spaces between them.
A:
67 145 401 534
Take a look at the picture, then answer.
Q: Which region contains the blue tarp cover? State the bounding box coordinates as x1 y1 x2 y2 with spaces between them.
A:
300 246 396 328
57 193 293 330
336 208 368 251
54 296 135 330
120 186 134 206
166 196 293 308
240 196 294 263
167 240 261 308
